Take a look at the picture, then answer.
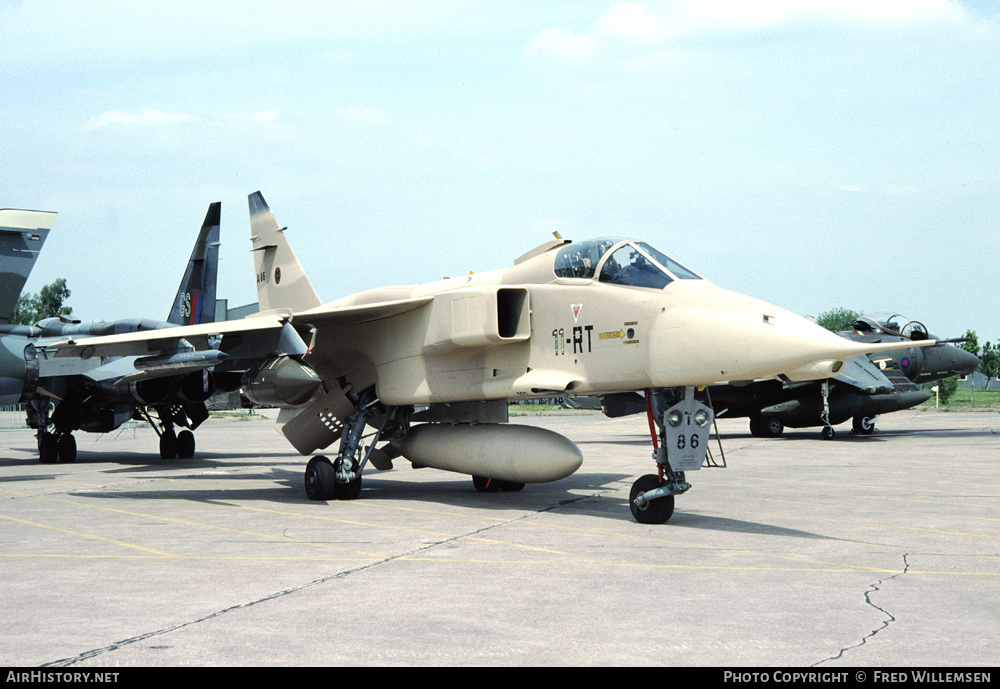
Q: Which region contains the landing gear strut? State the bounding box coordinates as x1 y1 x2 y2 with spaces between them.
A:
303 393 399 501
629 387 717 524
819 380 835 440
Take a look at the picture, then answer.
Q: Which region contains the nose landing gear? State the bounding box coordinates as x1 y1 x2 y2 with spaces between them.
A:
629 387 721 524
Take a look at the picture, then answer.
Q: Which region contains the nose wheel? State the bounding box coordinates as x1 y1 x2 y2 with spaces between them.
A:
629 474 675 524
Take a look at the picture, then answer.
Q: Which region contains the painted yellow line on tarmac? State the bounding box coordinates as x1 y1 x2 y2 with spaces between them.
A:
0 514 178 557
0 491 385 559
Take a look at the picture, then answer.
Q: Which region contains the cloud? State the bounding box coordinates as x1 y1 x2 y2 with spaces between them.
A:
84 109 193 131
527 0 976 62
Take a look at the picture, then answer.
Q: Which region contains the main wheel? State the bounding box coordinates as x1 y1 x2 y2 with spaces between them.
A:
472 475 501 493
57 433 77 463
763 417 784 438
159 430 177 459
497 481 525 492
38 432 58 464
176 430 196 459
629 474 675 524
852 416 876 435
305 456 337 501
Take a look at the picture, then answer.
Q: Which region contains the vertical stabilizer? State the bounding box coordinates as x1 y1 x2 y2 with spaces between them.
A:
167 203 221 325
0 209 57 325
248 191 322 313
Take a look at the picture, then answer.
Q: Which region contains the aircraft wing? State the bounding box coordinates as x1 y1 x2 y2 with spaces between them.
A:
37 314 299 360
292 296 434 328
832 354 895 394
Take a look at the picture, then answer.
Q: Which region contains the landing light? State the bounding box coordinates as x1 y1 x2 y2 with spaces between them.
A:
694 409 710 427
667 410 683 427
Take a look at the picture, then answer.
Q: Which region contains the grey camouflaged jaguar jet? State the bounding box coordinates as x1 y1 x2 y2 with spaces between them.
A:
238 192 939 523
4 203 303 463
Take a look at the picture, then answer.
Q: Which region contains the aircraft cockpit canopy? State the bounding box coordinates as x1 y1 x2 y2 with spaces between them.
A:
850 312 936 341
553 239 702 288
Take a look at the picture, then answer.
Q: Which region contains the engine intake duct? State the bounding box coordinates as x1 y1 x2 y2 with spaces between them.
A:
123 378 173 406
175 370 216 404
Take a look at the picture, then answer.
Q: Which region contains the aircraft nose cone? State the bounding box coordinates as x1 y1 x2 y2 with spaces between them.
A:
931 347 979 376
924 345 981 378
647 299 858 386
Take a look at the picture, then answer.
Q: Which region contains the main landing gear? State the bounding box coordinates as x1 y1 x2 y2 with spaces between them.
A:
749 414 784 438
30 399 76 464
852 415 878 435
304 393 401 501
37 430 76 464
629 387 720 524
138 407 199 459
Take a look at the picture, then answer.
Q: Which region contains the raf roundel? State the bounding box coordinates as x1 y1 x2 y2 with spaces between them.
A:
274 267 281 285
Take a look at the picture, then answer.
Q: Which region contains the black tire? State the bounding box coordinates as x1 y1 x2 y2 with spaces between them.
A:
159 431 177 459
57 434 77 463
38 433 58 464
176 430 196 459
764 417 784 438
472 475 501 493
852 416 876 435
497 481 525 492
749 415 763 437
305 456 337 501
629 474 675 524
821 426 836 440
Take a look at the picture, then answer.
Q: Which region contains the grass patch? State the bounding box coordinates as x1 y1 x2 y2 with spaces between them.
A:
509 404 567 414
209 410 263 420
924 387 1000 409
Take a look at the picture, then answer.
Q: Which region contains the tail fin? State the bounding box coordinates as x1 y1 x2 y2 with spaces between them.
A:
167 202 221 325
0 209 57 325
248 191 322 313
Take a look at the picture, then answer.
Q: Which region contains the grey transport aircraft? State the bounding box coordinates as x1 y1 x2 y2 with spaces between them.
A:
3 203 304 463
0 208 57 325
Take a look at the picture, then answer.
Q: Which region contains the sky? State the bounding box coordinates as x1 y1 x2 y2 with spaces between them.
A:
2 0 998 343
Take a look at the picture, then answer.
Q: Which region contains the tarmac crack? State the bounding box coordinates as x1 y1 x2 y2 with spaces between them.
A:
42 497 589 667
813 553 910 667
